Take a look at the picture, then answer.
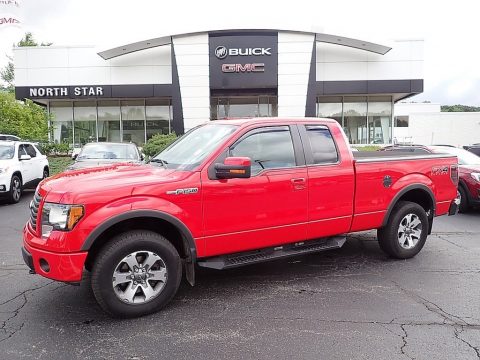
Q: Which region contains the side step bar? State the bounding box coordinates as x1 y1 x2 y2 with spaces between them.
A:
197 236 347 270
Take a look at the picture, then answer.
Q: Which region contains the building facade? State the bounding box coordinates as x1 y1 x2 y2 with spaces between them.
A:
13 29 424 147
394 102 480 146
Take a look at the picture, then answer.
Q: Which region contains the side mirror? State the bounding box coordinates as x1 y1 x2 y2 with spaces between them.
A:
19 154 31 161
72 153 78 160
141 153 145 161
215 157 251 179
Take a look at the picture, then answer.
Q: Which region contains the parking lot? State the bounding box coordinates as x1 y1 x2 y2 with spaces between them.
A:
0 191 479 360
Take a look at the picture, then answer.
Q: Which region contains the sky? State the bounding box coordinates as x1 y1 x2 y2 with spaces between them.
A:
0 0 479 105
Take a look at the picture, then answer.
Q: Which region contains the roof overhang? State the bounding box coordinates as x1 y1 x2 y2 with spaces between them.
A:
97 29 391 60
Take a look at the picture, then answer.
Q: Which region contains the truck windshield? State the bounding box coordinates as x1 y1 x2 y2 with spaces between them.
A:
0 144 14 160
151 124 237 170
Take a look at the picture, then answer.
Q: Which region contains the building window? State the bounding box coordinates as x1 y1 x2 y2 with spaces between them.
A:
316 96 393 144
98 100 121 142
210 96 278 120
344 96 368 144
121 100 145 145
74 101 97 146
317 96 342 124
146 99 172 139
368 96 392 144
394 116 409 127
50 101 73 144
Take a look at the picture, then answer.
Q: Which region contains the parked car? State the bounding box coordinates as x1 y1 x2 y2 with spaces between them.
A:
0 141 49 203
0 134 21 141
68 142 143 170
22 118 458 317
463 144 480 157
428 146 480 212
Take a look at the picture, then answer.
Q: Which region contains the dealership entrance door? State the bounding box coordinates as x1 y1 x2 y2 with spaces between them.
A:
210 94 278 120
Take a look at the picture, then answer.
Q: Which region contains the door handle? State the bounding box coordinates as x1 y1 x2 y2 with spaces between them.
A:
290 177 306 190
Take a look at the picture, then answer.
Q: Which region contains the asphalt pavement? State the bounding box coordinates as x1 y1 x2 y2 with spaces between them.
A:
0 191 479 360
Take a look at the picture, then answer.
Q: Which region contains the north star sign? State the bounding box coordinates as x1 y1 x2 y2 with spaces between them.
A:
29 86 104 97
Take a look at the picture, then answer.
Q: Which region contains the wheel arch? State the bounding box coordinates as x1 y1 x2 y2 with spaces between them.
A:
83 210 197 285
382 184 435 229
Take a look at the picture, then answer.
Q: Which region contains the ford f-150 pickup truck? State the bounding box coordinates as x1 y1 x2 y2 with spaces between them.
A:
22 118 459 317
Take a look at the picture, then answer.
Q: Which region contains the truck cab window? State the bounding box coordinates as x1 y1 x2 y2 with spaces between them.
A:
305 126 338 164
231 126 296 174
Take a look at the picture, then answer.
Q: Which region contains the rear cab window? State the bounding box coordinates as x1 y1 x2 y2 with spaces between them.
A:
304 125 339 164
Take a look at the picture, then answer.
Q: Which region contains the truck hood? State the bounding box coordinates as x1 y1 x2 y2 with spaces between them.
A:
67 159 142 171
40 163 184 203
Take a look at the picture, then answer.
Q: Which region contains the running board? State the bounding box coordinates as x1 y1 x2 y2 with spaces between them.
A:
197 236 347 270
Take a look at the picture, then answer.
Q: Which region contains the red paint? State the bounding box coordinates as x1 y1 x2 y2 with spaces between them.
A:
22 118 459 283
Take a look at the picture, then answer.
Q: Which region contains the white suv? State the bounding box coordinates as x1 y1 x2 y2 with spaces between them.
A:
0 141 49 203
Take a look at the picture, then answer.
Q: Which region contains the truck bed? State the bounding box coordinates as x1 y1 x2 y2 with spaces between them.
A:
353 151 453 162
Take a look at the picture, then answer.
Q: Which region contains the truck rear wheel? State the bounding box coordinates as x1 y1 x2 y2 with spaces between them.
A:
91 230 182 318
377 201 428 259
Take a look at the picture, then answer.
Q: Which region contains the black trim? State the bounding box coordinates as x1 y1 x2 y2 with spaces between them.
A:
316 79 424 96
15 84 173 100
305 40 317 117
381 184 436 227
210 88 277 97
290 125 306 167
22 246 34 273
297 124 340 166
170 41 185 135
80 210 197 262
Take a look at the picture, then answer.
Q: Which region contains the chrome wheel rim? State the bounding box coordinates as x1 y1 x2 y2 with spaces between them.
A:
398 213 422 249
12 178 21 201
112 251 167 304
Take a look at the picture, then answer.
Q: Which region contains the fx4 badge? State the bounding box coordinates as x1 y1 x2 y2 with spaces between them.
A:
166 188 199 195
431 166 449 175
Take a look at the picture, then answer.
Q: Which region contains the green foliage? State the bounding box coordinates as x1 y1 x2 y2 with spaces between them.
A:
353 145 381 152
0 57 14 90
441 104 480 112
0 91 50 141
143 133 178 157
48 156 74 176
40 142 70 156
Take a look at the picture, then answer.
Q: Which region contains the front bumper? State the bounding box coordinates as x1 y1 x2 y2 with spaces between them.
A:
22 236 88 282
0 173 10 193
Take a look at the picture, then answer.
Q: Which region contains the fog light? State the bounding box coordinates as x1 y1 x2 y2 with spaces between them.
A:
39 258 50 273
0 185 5 191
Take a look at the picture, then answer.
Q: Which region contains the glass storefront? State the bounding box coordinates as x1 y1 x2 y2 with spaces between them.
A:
49 99 172 146
317 96 393 144
210 96 278 120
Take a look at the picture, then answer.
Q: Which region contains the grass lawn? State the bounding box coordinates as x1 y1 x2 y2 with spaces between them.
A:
48 156 73 176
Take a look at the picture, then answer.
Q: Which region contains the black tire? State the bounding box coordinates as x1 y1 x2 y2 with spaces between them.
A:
377 201 428 259
91 230 182 318
8 174 22 204
458 186 469 213
43 167 49 179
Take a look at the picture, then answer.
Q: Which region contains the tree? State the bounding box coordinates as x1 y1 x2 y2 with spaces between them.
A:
0 91 50 141
441 104 480 112
0 32 52 90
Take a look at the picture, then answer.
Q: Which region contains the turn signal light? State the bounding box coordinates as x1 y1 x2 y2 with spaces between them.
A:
67 206 84 230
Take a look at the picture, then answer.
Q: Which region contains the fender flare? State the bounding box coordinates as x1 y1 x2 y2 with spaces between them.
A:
81 209 197 263
381 184 436 227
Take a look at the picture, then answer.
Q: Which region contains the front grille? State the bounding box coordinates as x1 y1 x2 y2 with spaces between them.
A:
30 191 42 231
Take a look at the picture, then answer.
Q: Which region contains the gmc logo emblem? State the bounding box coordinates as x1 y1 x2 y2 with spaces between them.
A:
221 63 265 73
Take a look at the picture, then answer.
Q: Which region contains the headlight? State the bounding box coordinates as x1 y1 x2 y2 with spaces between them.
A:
471 172 480 182
41 203 84 238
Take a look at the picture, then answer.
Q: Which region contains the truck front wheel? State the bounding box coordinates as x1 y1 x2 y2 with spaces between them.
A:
91 230 182 318
377 201 428 259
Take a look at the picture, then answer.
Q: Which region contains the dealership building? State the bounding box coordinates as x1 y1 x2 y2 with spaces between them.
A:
13 29 424 146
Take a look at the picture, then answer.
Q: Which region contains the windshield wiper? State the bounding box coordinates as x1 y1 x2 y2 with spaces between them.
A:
150 158 168 168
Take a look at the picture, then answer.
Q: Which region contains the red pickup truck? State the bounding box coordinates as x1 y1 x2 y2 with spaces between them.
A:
22 118 459 317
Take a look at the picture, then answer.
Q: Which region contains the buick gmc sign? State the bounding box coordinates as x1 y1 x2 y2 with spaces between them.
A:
209 33 278 89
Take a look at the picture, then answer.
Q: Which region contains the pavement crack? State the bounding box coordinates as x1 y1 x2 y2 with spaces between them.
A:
454 326 480 359
392 281 470 326
400 324 414 360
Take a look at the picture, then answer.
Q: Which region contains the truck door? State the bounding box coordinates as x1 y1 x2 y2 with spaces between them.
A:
299 124 355 239
201 125 308 257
